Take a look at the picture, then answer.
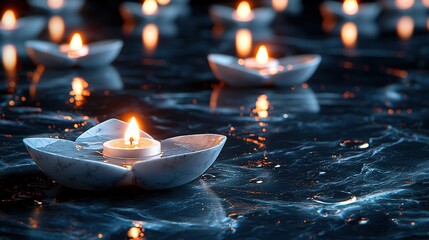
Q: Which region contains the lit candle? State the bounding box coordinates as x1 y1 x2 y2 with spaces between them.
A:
342 0 359 15
341 22 358 48
242 45 279 70
157 0 171 5
232 1 255 22
1 10 16 30
142 0 159 15
397 15 414 41
59 33 89 58
48 0 65 9
395 0 415 10
272 0 289 12
103 117 161 159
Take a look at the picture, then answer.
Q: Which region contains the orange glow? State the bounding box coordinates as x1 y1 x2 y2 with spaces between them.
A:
142 23 159 54
395 0 415 9
272 0 288 12
60 33 89 58
124 117 140 145
157 0 171 5
254 95 270 118
341 22 358 48
1 10 16 29
142 0 158 15
236 28 252 58
2 44 17 93
427 17 429 31
397 16 414 41
343 0 359 15
48 16 65 43
70 33 84 51
70 77 90 107
424 0 429 7
233 1 254 22
48 0 65 9
256 45 269 65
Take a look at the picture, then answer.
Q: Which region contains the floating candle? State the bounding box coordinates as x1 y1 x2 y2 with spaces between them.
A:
243 45 279 70
142 0 159 15
395 0 415 10
232 1 255 22
272 0 289 12
59 33 89 58
48 0 65 9
1 10 16 30
103 117 161 159
343 0 358 15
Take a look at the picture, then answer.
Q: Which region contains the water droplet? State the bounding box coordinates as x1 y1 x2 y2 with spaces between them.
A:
201 173 216 180
340 140 369 150
311 191 356 205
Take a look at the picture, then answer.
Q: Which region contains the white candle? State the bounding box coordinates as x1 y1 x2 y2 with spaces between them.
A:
103 117 161 159
243 45 279 70
59 33 89 58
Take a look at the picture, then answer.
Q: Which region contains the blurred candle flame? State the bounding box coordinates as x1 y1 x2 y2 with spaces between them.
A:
70 33 84 51
341 22 358 48
157 0 171 5
256 45 269 65
2 10 16 29
142 0 158 15
235 28 252 58
395 0 415 10
124 117 140 145
48 16 65 43
343 0 359 15
142 23 159 54
48 0 65 9
233 1 254 22
70 77 90 107
423 0 429 7
397 16 414 41
254 95 270 119
2 44 17 93
272 0 288 12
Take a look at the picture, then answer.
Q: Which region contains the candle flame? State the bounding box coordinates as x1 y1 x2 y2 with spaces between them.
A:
397 16 414 41
48 16 65 43
343 0 359 15
255 95 270 119
235 1 253 21
142 23 159 54
2 10 16 29
142 0 158 15
272 0 288 12
256 45 269 65
124 117 141 145
157 0 171 5
395 0 415 10
70 33 84 51
48 0 65 9
2 44 17 93
424 0 429 7
70 77 89 107
341 22 358 48
236 28 252 58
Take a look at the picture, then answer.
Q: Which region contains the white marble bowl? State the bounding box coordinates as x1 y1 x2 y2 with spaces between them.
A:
25 40 123 68
0 16 46 39
208 54 322 87
209 5 275 26
120 1 189 22
320 1 381 21
23 119 226 191
28 0 85 13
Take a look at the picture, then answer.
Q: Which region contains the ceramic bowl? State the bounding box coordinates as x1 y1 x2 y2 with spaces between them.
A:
0 16 46 39
28 0 85 13
23 119 226 191
208 53 322 87
25 40 123 68
320 1 381 21
120 1 189 22
209 5 275 26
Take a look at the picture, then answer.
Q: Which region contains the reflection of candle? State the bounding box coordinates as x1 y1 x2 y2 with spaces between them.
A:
341 22 358 48
235 28 252 58
142 23 159 54
157 0 171 5
2 44 17 93
142 0 159 15
48 16 65 43
69 77 90 107
59 33 89 58
243 45 279 70
343 0 358 15
48 0 65 9
272 0 288 12
232 1 254 22
103 117 161 159
397 16 414 41
254 95 270 118
1 10 16 30
395 0 415 10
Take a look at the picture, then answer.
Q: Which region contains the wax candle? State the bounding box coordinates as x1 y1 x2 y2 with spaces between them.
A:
242 45 279 70
142 0 159 15
103 117 161 159
343 0 359 15
1 10 16 30
59 33 89 58
232 1 255 22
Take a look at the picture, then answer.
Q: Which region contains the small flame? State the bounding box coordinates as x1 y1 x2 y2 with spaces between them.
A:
343 0 359 15
2 10 16 29
397 16 414 41
48 0 65 9
157 0 171 5
255 95 270 119
341 22 358 48
142 23 159 54
2 44 17 93
70 77 89 107
272 0 288 12
142 0 158 15
256 45 269 65
235 1 253 21
395 0 415 10
236 28 252 58
70 33 84 51
124 117 141 145
48 16 65 43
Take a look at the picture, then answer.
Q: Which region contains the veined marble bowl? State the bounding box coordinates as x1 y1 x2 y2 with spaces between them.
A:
25 40 123 68
120 1 189 22
23 119 226 191
320 1 381 21
208 54 322 87
209 5 275 26
0 16 46 39
28 0 85 13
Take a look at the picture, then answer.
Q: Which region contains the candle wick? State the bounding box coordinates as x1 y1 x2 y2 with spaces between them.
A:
129 137 134 146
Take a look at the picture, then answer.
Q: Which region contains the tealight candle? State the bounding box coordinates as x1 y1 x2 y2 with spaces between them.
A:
343 0 358 15
48 0 65 10
59 33 89 58
142 0 159 16
243 45 279 70
232 1 255 22
103 117 161 159
1 10 16 30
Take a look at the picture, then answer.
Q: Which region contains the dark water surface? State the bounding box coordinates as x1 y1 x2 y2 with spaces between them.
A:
1 1 429 239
